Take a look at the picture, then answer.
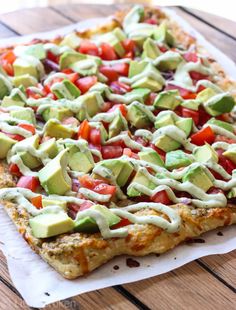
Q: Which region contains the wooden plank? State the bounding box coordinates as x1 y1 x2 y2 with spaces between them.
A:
123 261 236 310
174 7 236 62
0 8 71 35
183 7 236 39
0 281 29 310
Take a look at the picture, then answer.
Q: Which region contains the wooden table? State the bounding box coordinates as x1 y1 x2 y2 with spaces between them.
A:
0 4 235 309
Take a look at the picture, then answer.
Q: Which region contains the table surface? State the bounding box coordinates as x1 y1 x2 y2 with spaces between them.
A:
0 4 235 310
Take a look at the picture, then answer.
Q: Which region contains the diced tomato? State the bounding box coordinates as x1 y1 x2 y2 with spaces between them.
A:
151 190 171 205
79 201 94 211
159 46 168 53
108 104 127 117
79 175 106 191
217 149 236 175
0 51 16 76
101 101 113 112
89 128 101 145
101 146 123 159
198 106 211 126
134 136 149 147
112 218 131 229
183 52 198 63
112 63 129 76
121 39 136 54
190 126 215 146
93 183 116 196
67 72 79 84
181 108 199 125
208 187 224 195
190 71 208 82
146 92 157 106
215 135 236 144
99 66 119 83
79 40 99 56
9 163 22 177
75 76 97 94
150 143 166 160
62 116 79 127
145 18 158 24
17 176 40 192
31 195 42 209
4 132 24 141
18 124 36 135
165 84 197 100
123 51 134 59
26 88 42 99
123 148 139 159
110 81 131 95
47 50 59 63
99 43 118 60
61 68 74 74
78 120 91 140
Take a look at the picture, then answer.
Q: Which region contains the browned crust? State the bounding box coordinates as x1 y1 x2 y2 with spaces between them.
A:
0 6 236 279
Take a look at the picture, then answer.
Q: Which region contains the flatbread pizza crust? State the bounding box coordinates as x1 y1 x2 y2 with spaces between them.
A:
0 6 236 279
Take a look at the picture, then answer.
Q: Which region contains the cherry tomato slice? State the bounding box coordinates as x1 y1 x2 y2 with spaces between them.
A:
190 126 215 146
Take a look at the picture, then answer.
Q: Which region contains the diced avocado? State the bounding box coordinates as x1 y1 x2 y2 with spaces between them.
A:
132 76 163 92
127 169 156 197
181 99 201 111
123 5 144 29
227 188 236 199
124 88 151 103
42 198 67 211
60 32 81 49
142 38 161 59
0 132 16 159
29 212 74 238
108 114 127 138
76 92 103 121
154 135 180 152
70 59 98 76
12 74 38 88
153 21 174 46
68 148 94 173
39 149 72 195
45 119 74 139
42 107 73 122
155 51 182 71
51 79 81 100
127 103 152 129
139 149 164 167
128 60 148 78
39 138 58 159
194 143 218 163
182 165 213 192
165 150 192 170
175 117 193 137
155 113 175 129
207 118 234 132
13 57 43 80
113 27 127 41
17 135 41 169
0 74 12 99
99 30 125 57
1 88 26 107
14 44 46 60
223 146 236 164
74 205 121 233
59 51 86 69
154 90 182 110
10 108 36 125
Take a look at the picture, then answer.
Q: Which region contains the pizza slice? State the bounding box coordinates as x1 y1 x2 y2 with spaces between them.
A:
0 5 236 279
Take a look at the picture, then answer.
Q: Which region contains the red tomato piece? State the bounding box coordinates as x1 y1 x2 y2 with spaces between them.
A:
0 51 16 76
108 104 127 117
99 43 117 60
190 71 208 81
146 92 157 106
26 88 41 99
4 132 24 141
110 81 131 94
18 124 36 135
217 149 236 175
151 190 171 205
190 126 215 146
31 195 43 209
101 101 113 112
89 128 101 145
47 50 59 63
79 175 104 190
78 120 91 140
198 106 211 126
9 163 22 177
112 63 129 76
62 116 79 127
79 40 99 56
93 183 116 196
121 39 136 54
145 18 158 24
17 176 40 192
181 108 199 125
101 146 123 159
123 148 139 159
183 52 198 63
99 66 119 83
75 76 97 94
112 218 131 229
165 84 197 99
79 201 94 211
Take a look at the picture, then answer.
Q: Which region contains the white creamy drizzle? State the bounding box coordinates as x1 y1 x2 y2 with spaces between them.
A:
105 133 143 151
43 43 72 55
79 188 111 202
43 72 69 85
129 101 156 122
102 58 131 66
0 113 31 125
212 142 231 150
135 129 153 141
10 154 38 176
205 124 236 140
152 51 182 67
0 121 32 137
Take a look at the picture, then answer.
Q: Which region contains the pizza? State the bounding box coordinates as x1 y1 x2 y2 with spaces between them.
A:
0 5 236 280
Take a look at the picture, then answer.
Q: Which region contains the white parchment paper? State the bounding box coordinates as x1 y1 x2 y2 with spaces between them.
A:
0 8 236 308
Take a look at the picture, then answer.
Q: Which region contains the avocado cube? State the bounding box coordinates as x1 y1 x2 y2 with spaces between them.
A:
108 114 127 138
139 150 164 167
30 212 74 238
181 99 201 111
128 60 148 78
15 44 46 60
223 146 236 164
13 58 39 79
39 138 58 159
155 114 175 129
38 149 72 195
124 88 151 103
76 92 103 121
127 103 152 129
68 151 94 173
175 117 193 137
113 27 127 41
165 150 192 170
42 198 67 210
154 135 180 152
60 32 81 49
127 169 156 197
74 205 121 233
116 161 133 187
1 88 26 107
142 38 161 59
51 79 81 100
123 5 144 29
155 51 182 71
16 135 41 169
182 166 213 192
42 107 73 122
0 74 11 99
59 51 86 70
194 144 218 163
154 90 182 110
45 119 74 139
12 74 38 88
153 21 174 46
0 132 16 159
207 118 234 133
70 59 98 76
99 31 125 57
10 108 36 125
132 76 163 92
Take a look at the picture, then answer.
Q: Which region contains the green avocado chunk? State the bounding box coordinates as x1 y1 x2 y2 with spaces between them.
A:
42 198 67 210
207 118 234 132
39 138 58 159
45 119 75 139
10 108 36 125
155 51 182 71
108 114 127 138
154 135 180 152
181 99 201 111
51 79 81 100
0 132 16 159
12 74 38 88
194 143 218 163
42 107 73 122
139 149 164 167
98 28 126 57
154 90 182 110
132 76 163 92
165 150 192 170
38 149 72 195
67 144 94 174
127 102 152 129
13 57 43 80
15 44 46 60
0 74 12 99
128 60 148 78
74 205 121 233
17 135 41 169
60 32 81 49
70 58 98 76
30 212 74 238
182 165 213 192
1 88 26 107
223 146 236 164
127 168 156 197
175 117 193 137
76 92 103 121
155 113 175 129
124 88 151 103
59 51 101 70
142 38 161 59
153 21 174 46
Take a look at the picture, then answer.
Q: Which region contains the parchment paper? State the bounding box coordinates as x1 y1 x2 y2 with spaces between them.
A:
0 8 236 308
